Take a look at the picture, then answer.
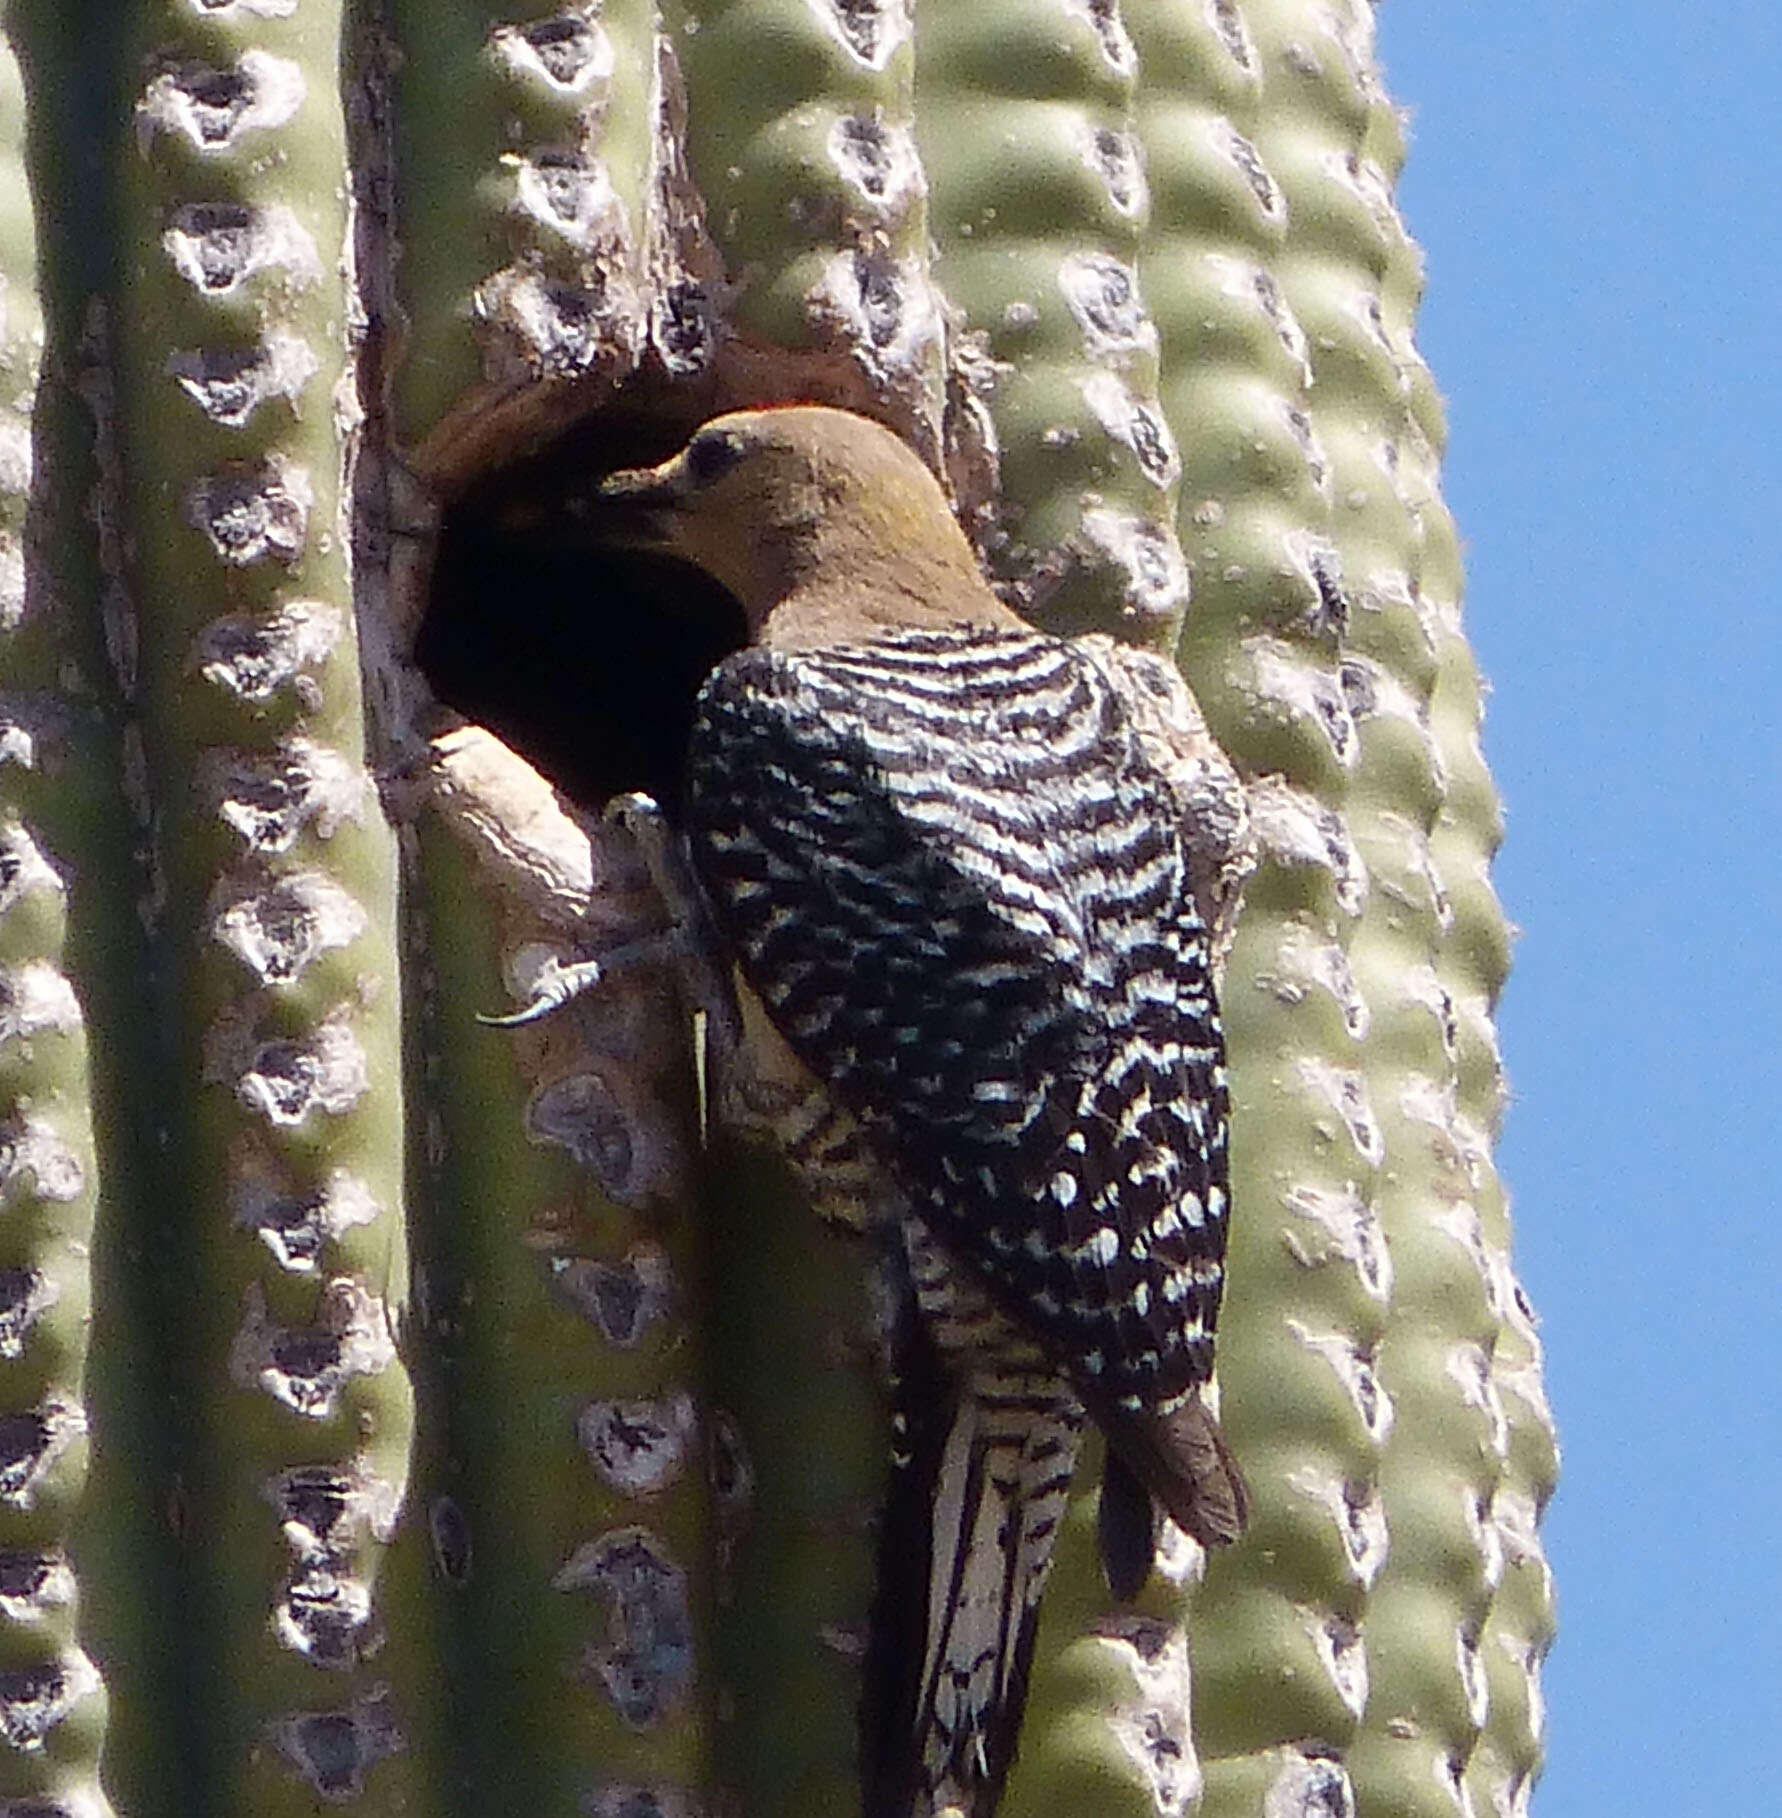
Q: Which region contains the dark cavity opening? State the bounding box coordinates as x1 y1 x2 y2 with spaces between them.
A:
419 406 748 813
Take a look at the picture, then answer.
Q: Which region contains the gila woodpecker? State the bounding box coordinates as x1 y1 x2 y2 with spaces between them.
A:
592 406 1249 1818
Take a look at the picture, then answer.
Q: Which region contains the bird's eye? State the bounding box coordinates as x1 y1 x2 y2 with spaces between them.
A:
685 430 745 487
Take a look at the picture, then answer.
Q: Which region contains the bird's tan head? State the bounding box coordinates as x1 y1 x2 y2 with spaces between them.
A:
598 406 1017 648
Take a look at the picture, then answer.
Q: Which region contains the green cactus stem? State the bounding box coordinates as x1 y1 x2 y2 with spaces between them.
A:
0 2 1553 1813
112 2 434 1809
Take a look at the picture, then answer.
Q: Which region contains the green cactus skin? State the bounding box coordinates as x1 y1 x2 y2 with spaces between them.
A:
0 2 1552 1814
667 0 946 452
0 31 119 1815
1431 640 1556 1818
413 727 717 1817
1182 9 1555 1817
1192 6 1421 1804
111 1 440 1810
916 0 1187 640
695 1133 884 1818
385 0 662 470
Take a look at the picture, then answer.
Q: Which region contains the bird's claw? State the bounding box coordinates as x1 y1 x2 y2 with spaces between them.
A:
481 792 741 1055
603 789 665 834
478 933 686 1028
604 791 695 906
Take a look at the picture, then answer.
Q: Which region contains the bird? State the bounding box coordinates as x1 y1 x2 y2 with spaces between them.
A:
586 405 1249 1817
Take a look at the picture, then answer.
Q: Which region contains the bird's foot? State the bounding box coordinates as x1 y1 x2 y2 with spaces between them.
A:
604 791 743 1057
480 792 742 1059
476 933 688 1027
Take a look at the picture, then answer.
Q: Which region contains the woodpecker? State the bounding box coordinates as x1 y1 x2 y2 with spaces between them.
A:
591 407 1248 1818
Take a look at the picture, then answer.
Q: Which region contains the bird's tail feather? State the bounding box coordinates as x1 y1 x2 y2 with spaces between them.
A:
864 1255 1084 1818
1096 1442 1157 1603
1097 1392 1249 1554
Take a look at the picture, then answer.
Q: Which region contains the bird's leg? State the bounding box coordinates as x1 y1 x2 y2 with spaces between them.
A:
477 937 680 1027
603 792 743 1057
481 792 743 1055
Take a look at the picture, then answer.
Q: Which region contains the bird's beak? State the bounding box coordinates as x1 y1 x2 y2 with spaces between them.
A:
580 452 689 549
481 450 689 548
596 454 685 510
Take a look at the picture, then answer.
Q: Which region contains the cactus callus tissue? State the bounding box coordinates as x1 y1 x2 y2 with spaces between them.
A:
0 4 1554 1818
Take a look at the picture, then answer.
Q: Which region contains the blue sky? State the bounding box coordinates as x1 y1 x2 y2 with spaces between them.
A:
1374 5 1782 1812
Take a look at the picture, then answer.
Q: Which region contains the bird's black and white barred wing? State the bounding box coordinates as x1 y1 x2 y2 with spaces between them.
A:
685 626 1233 1424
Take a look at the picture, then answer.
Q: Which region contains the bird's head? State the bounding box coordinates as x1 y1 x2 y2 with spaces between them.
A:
597 406 1016 646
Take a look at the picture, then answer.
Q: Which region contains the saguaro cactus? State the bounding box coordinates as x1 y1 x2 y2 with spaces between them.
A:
0 3 1554 1816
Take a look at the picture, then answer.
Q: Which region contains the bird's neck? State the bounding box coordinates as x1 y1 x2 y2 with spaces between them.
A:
750 530 1026 654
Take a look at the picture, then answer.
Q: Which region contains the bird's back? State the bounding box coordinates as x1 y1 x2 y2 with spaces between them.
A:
686 625 1232 1421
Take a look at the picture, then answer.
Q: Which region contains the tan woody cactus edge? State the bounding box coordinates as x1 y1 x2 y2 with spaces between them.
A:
0 2 1555 1816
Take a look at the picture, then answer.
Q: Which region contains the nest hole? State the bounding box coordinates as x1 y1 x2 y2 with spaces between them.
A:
418 404 748 813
